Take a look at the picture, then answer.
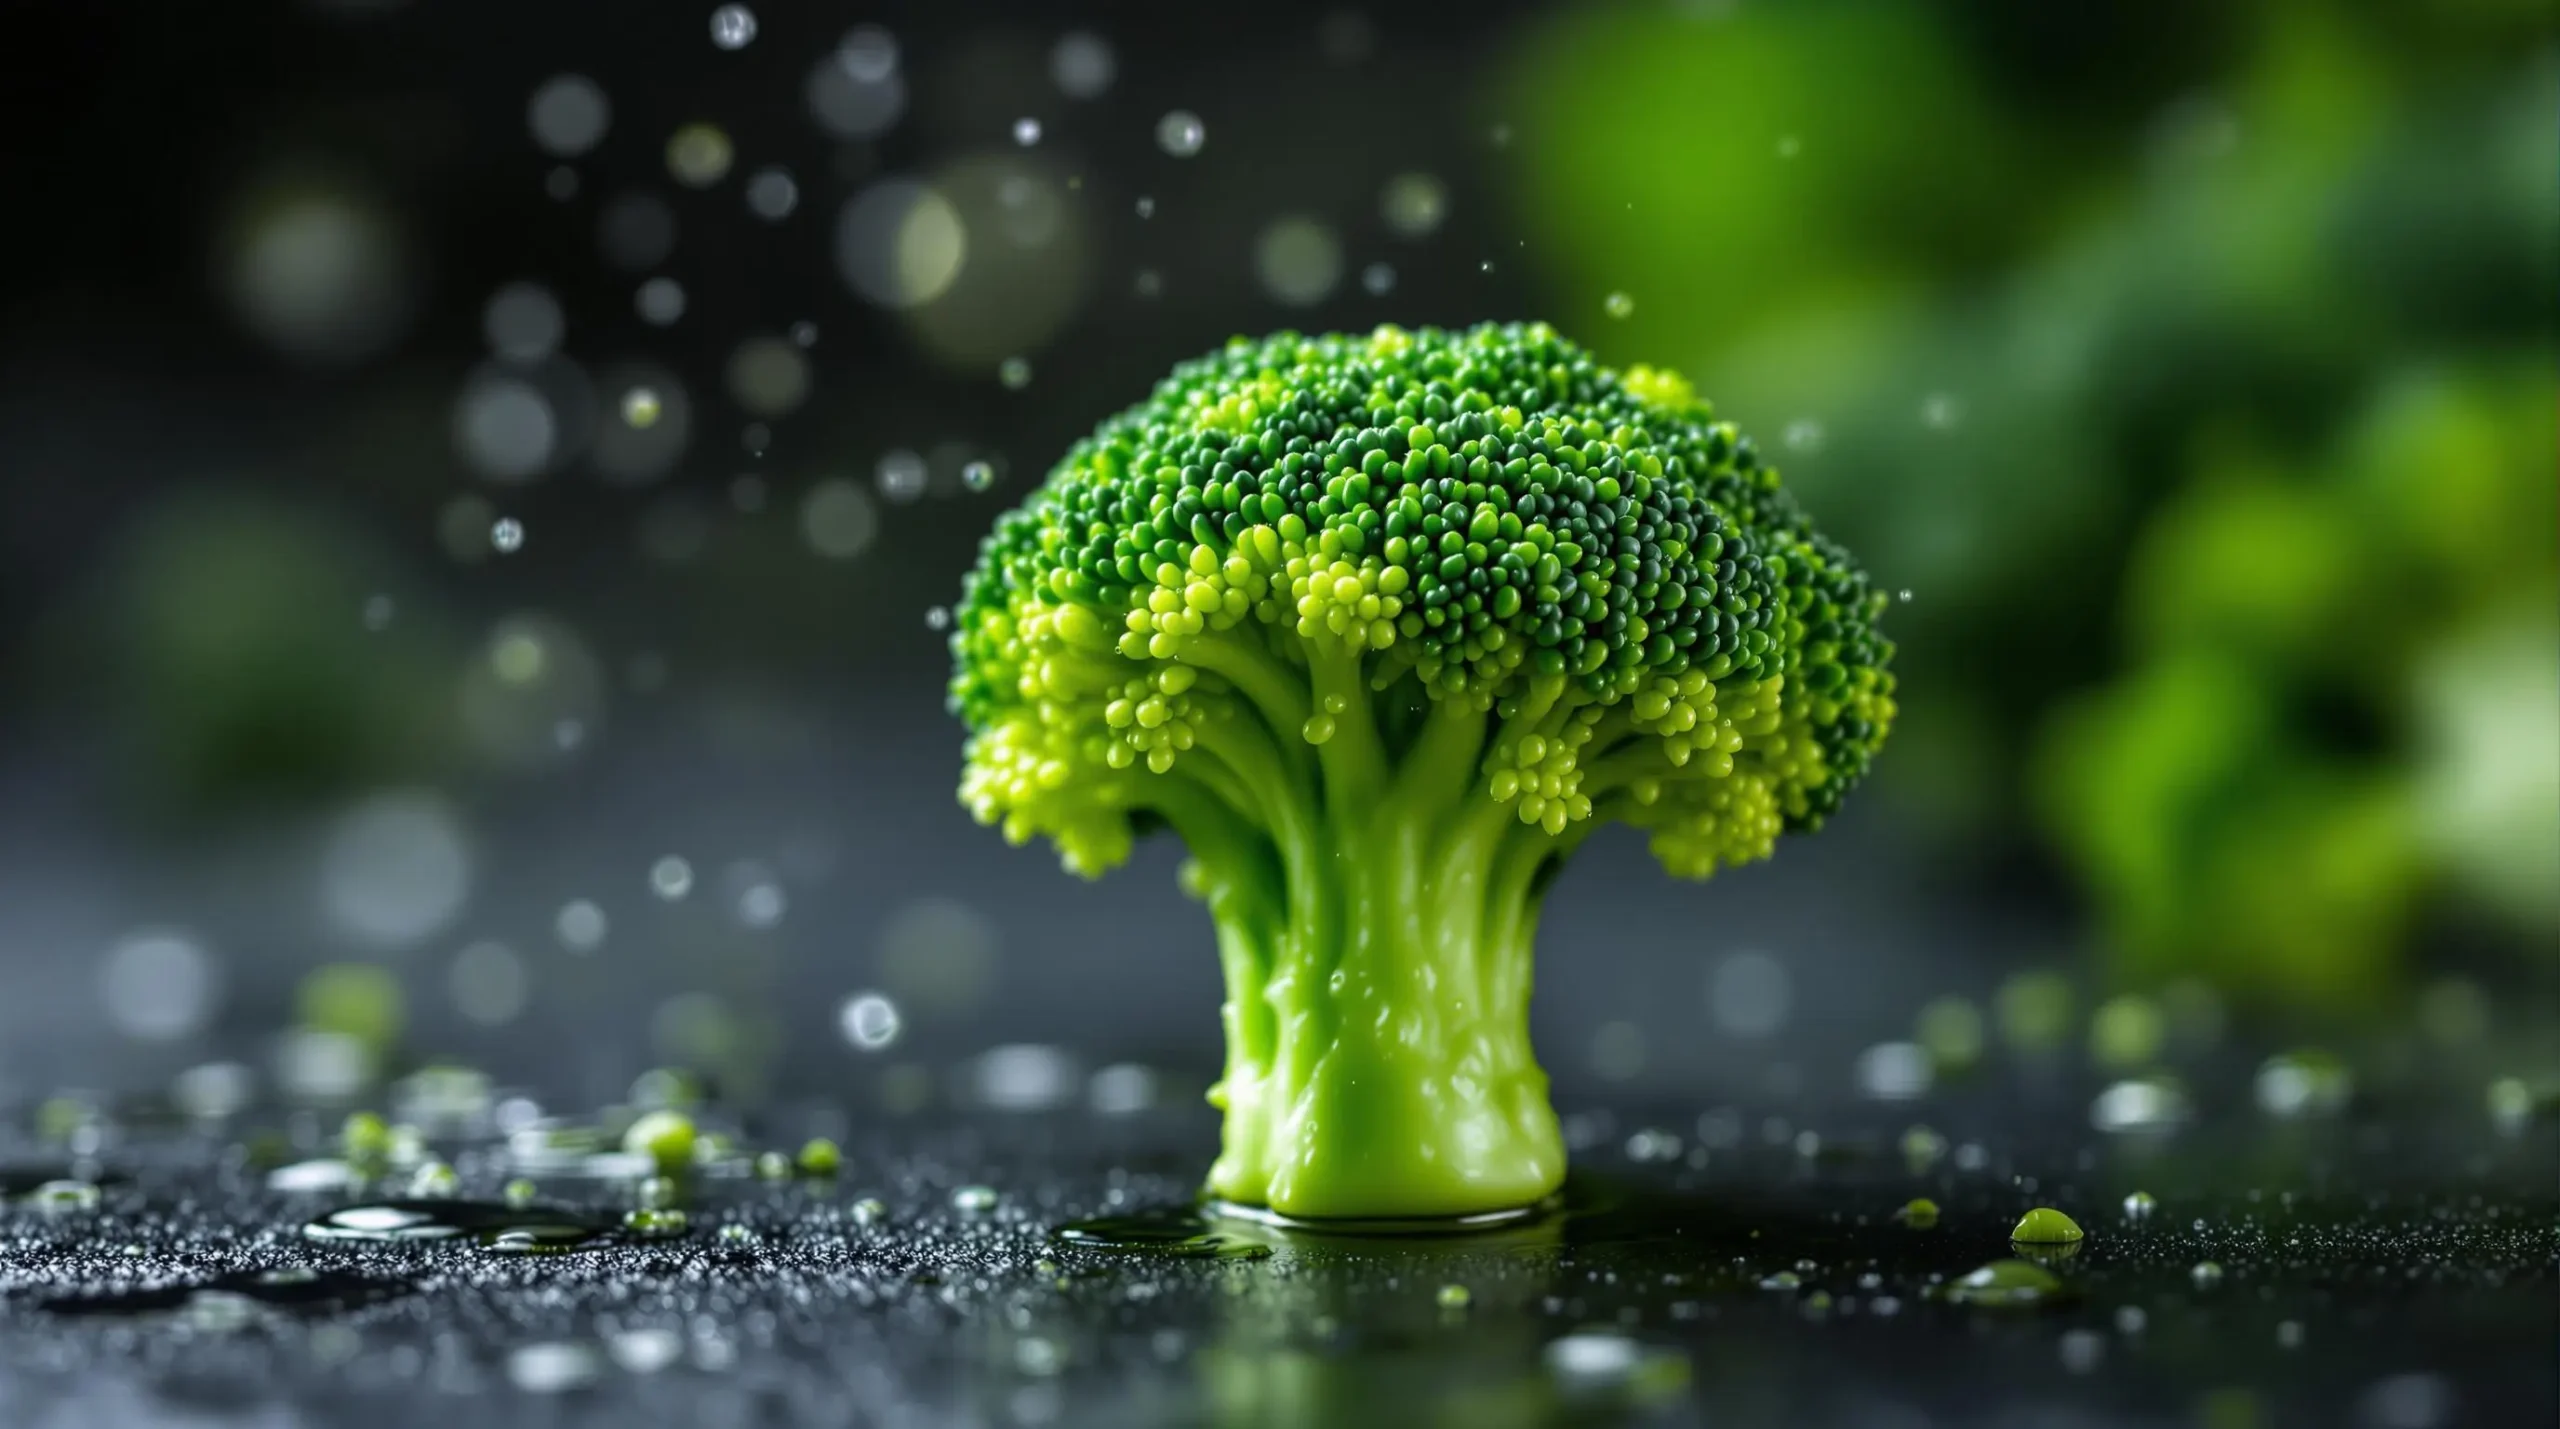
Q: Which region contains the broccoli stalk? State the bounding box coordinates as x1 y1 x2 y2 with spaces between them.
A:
952 324 1893 1218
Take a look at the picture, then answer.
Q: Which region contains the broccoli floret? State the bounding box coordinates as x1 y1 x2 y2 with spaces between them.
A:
951 322 1894 1218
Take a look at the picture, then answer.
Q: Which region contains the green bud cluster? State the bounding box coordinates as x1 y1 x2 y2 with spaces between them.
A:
951 322 1893 881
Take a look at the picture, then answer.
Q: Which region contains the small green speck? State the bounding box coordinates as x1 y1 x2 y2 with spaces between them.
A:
2190 1260 2225 1290
1896 1197 1939 1229
796 1138 842 1176
1898 1124 1947 1168
2123 1190 2157 1221
1436 1283 1472 1310
341 1111 393 1164
622 1207 689 1239
2011 1206 2084 1244
622 1109 697 1174
1602 291 1635 320
1757 1270 1802 1291
851 1197 887 1226
755 1151 793 1181
31 1179 101 1214
502 1178 538 1208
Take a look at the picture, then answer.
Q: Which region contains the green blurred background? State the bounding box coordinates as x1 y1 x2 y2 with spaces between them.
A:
1508 0 2556 1018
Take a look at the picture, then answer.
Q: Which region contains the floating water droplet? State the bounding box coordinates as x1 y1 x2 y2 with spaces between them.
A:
2190 1260 2225 1290
998 356 1033 390
840 992 901 1050
951 1184 999 1214
555 899 607 952
1134 195 1155 219
622 1207 690 1239
1011 117 1042 146
490 517 524 553
961 460 996 492
1049 31 1115 99
666 123 734 188
1361 262 1396 295
635 276 687 325
745 166 798 220
2123 1190 2158 1222
528 76 611 158
649 856 694 900
1783 419 1826 453
925 605 951 631
1776 134 1802 159
708 3 757 50
1154 109 1205 157
1436 1283 1472 1310
1895 1197 1939 1229
621 387 662 428
29 1179 101 1214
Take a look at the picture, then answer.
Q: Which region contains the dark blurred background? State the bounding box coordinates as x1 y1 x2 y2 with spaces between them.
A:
0 0 2550 1125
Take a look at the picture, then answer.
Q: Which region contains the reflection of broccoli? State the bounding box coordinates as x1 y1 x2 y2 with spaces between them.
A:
950 324 1894 1217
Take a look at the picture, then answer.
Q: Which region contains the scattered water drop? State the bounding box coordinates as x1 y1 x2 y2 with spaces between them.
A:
951 1184 999 1214
1361 262 1396 295
491 517 524 553
555 899 607 952
29 1179 101 1214
2011 1206 2085 1244
1783 419 1826 453
528 76 611 158
1436 1283 1472 1310
840 992 901 1050
1052 1210 1270 1260
621 387 663 428
1050 31 1116 99
708 3 757 50
635 276 687 325
666 123 734 188
1604 291 1636 319
2190 1259 2225 1290
508 1342 601 1394
925 605 951 631
1154 109 1205 157
745 166 798 220
307 1200 614 1253
623 1207 690 1239
2123 1190 2159 1222
649 856 694 900
1379 172 1447 238
998 356 1033 390
1012 117 1043 146
1945 1259 2063 1309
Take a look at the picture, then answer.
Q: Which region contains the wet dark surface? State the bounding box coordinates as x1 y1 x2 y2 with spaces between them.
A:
0 1092 2552 1428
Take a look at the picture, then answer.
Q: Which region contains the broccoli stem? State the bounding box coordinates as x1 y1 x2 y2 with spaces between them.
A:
1187 663 1566 1219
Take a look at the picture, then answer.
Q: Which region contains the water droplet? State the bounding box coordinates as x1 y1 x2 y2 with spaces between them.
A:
925 605 952 631
635 276 687 325
666 122 734 188
998 356 1033 390
1050 31 1116 99
1012 117 1043 146
306 1200 613 1253
2011 1206 2085 1244
1361 262 1396 295
1052 1210 1271 1260
1604 291 1635 320
621 387 662 428
361 594 395 630
1379 172 1448 238
1895 1197 1939 1229
490 517 524 553
1897 588 1914 603
1134 195 1155 219
1945 1259 2063 1309
622 1207 690 1239
960 461 998 494
745 166 798 220
1436 1283 1472 1310
1758 1270 1801 1291
1479 259 1495 274
1154 109 1205 157
840 992 901 1050
508 1342 600 1394
29 1179 101 1214
646 856 694 900
528 76 611 158
1776 134 1802 159
1920 391 1963 429
951 1184 999 1214
709 3 757 50
1783 419 1826 453
2123 1190 2158 1221
555 899 607 952
2190 1259 2225 1290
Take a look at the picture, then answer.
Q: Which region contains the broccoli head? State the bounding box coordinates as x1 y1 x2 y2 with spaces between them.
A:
952 322 1894 1218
